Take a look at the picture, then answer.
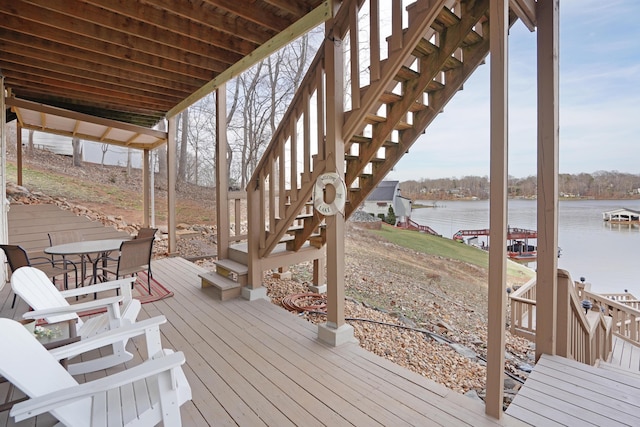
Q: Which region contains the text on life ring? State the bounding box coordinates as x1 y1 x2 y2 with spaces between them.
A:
313 172 346 216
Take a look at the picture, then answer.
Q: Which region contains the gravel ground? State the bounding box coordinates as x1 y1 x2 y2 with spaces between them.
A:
7 145 535 408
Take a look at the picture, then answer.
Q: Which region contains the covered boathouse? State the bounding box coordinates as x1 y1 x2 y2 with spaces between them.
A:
602 208 640 224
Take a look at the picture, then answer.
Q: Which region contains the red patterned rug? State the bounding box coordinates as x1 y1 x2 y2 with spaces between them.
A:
78 272 173 318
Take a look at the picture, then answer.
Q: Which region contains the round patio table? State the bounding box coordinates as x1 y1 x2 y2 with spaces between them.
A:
45 239 128 286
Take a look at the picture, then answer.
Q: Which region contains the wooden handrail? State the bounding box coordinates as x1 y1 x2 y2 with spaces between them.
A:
508 270 613 365
581 289 640 344
509 277 537 341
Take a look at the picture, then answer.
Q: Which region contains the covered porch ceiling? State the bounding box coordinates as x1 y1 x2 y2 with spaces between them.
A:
1 0 330 148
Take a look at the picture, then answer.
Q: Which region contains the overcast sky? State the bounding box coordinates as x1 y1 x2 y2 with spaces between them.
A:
386 0 640 182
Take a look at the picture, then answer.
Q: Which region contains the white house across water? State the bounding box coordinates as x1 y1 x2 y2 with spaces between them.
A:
361 180 411 224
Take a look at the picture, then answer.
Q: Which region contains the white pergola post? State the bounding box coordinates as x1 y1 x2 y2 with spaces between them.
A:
142 149 151 227
167 117 177 255
486 0 509 419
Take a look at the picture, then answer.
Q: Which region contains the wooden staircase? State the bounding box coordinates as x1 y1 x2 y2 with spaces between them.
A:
209 0 520 298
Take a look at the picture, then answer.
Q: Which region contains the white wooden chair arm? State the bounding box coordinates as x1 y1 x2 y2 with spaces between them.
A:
49 316 167 362
22 296 123 319
59 277 136 298
10 351 186 422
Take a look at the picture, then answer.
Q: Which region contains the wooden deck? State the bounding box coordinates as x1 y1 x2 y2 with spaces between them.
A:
608 335 640 372
1 256 529 426
8 203 129 257
506 354 640 426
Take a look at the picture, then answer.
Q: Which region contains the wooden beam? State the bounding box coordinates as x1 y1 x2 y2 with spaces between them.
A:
0 11 227 80
510 0 537 31
67 0 259 56
536 0 560 360
0 38 203 90
167 1 332 118
6 98 166 140
204 0 292 32
486 0 508 419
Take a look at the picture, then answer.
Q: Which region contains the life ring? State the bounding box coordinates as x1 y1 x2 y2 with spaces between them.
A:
313 172 346 216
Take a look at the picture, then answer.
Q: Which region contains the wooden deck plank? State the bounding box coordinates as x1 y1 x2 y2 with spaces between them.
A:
540 356 640 403
521 377 636 423
8 203 129 254
505 404 564 427
629 339 640 371
221 300 443 426
229 302 459 424
221 290 516 426
149 260 378 426
507 354 640 426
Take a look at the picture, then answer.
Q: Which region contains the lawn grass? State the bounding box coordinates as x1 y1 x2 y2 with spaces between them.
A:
371 224 535 280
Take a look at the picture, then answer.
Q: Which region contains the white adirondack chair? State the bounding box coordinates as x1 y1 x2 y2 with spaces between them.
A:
0 316 192 426
11 266 142 374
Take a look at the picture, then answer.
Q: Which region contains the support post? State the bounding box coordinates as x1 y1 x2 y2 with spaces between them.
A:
167 117 177 255
536 0 560 360
485 0 508 419
0 73 6 285
309 257 327 293
216 86 229 260
142 149 151 227
318 1 355 346
16 124 22 186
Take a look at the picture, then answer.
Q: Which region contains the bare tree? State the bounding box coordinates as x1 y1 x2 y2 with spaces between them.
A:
178 108 189 183
27 129 34 156
100 143 109 167
183 29 321 189
72 137 82 167
156 120 167 182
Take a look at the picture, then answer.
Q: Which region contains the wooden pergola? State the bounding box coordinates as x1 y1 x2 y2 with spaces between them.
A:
1 0 560 420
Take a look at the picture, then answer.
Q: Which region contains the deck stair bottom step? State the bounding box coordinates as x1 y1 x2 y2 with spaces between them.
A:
199 272 242 301
214 258 248 287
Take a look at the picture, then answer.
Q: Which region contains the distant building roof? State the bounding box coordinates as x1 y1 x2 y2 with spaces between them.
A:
602 208 640 215
602 208 640 222
366 181 399 202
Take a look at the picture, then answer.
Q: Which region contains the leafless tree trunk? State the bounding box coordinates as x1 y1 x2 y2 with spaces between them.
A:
100 143 108 167
126 148 132 177
178 108 189 183
72 137 83 167
27 129 34 156
156 120 167 182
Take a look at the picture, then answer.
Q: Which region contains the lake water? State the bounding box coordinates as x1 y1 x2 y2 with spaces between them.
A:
411 199 640 295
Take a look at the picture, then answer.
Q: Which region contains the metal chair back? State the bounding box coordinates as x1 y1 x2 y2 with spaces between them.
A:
0 245 30 272
136 227 158 239
116 237 154 294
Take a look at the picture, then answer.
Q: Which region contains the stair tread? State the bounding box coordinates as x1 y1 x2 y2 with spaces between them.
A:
598 361 640 378
215 258 248 275
199 271 241 290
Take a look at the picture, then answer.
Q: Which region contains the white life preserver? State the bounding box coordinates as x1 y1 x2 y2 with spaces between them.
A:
313 172 347 216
